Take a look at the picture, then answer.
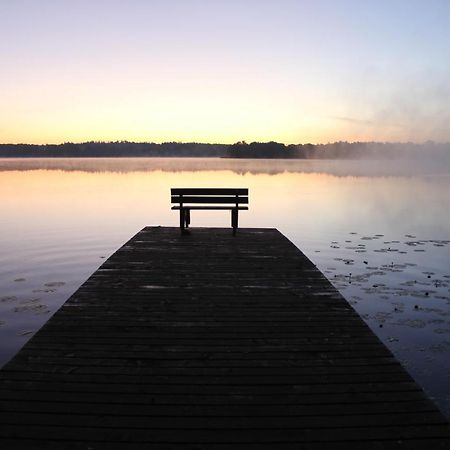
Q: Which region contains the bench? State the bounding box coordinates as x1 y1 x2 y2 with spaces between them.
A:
171 188 248 235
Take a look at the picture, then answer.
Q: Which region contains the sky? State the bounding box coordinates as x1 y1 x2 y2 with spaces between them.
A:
1 0 449 144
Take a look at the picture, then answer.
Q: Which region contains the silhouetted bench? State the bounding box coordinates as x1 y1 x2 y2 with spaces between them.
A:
171 188 248 235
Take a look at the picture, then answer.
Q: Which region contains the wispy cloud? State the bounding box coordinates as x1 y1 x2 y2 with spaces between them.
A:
331 116 376 126
330 115 409 129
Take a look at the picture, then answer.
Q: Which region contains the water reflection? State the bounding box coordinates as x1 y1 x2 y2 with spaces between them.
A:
0 157 449 417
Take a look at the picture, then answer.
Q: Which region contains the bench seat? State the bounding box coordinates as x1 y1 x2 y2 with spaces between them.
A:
171 206 248 210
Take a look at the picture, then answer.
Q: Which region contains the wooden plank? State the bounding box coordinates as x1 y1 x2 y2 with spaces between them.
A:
0 388 431 406
0 440 449 450
0 410 447 429
0 226 448 449
0 399 438 416
172 206 249 210
171 188 248 195
0 363 407 375
171 196 248 204
1 423 450 443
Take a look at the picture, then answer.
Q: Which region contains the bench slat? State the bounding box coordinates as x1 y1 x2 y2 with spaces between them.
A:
171 206 249 210
171 196 248 204
171 188 248 195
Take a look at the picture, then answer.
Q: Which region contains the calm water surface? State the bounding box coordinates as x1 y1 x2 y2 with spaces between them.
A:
1 157 450 417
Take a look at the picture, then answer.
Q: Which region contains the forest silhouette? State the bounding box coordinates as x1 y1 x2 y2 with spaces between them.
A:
0 140 449 159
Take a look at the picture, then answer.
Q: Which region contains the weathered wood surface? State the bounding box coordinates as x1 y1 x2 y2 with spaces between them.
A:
0 227 449 449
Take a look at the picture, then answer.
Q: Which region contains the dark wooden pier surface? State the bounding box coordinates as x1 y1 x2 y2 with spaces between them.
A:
0 227 449 449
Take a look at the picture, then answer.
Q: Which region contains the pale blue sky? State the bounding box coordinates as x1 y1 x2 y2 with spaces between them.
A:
1 0 449 143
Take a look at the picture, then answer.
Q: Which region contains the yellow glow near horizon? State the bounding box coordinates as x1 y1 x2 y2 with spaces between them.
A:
1 84 433 145
0 72 338 145
0 99 435 146
0 105 379 146
0 59 428 145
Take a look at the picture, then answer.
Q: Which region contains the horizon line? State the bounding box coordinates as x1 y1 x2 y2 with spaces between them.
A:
1 140 449 146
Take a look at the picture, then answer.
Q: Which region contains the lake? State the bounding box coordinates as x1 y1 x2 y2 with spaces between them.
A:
1 157 450 418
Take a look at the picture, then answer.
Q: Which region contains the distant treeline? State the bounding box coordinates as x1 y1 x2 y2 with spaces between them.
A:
0 140 449 159
228 141 450 159
0 142 227 158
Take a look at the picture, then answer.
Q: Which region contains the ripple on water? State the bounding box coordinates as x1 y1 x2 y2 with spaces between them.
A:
395 319 427 328
17 330 34 336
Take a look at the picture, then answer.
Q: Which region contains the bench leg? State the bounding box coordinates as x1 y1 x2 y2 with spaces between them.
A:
179 208 185 232
231 209 238 236
186 209 190 228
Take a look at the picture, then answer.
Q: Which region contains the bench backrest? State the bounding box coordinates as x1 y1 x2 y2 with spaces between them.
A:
171 188 248 206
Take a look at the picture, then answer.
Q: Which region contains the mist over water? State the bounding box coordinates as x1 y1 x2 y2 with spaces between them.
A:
1 157 450 418
1 155 450 177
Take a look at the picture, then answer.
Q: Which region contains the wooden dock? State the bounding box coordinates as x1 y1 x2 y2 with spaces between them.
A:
0 227 449 449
